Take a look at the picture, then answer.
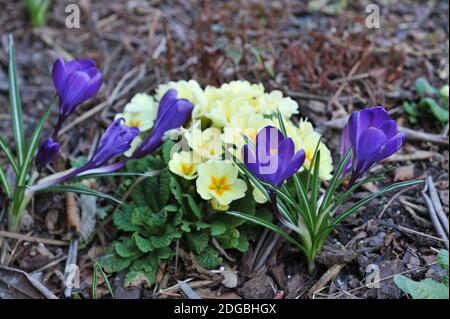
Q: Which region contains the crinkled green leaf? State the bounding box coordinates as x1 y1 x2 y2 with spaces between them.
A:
196 247 222 269
394 275 449 299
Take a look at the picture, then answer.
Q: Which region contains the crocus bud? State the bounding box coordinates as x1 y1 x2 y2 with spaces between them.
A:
35 138 60 168
52 57 103 121
341 107 406 184
132 89 193 158
242 126 305 187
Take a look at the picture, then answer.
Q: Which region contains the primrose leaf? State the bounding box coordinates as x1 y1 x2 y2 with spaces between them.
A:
114 237 141 258
113 206 140 232
187 232 210 254
394 276 449 299
162 140 176 164
133 233 155 253
437 250 449 271
196 247 222 269
100 252 131 273
159 168 171 207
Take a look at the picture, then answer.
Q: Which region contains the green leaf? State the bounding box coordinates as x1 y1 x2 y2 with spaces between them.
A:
437 250 449 272
12 96 56 216
162 140 176 164
332 180 423 226
25 0 53 27
415 77 437 97
209 220 227 236
124 270 155 287
196 247 222 269
184 194 202 220
41 185 122 204
113 205 140 232
7 35 25 167
114 237 141 258
150 225 181 248
394 275 449 299
100 252 131 273
420 98 449 123
133 232 154 253
0 136 19 175
0 166 12 198
226 210 305 252
187 232 209 254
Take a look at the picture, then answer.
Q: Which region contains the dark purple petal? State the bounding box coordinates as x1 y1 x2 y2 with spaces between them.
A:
35 138 60 167
374 132 406 162
132 91 193 158
52 57 103 121
242 125 304 187
378 120 397 138
354 127 386 173
88 119 140 167
157 89 178 118
343 107 406 183
278 149 306 186
340 124 352 176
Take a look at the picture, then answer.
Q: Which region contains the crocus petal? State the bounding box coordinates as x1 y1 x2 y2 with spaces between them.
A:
278 149 306 186
378 120 397 138
157 89 178 118
354 127 387 173
368 107 391 128
374 132 406 162
35 138 61 167
52 58 67 96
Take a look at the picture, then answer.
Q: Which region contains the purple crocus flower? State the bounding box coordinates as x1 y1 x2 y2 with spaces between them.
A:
132 89 194 158
29 119 139 192
341 107 406 184
35 138 60 168
242 126 306 187
52 57 103 137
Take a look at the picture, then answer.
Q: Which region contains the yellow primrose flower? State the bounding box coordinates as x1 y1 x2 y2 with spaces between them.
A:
257 90 299 118
252 187 268 204
204 81 265 127
115 93 157 132
196 162 247 205
155 80 207 118
222 109 272 147
168 151 200 180
185 127 223 160
124 136 142 157
296 133 333 180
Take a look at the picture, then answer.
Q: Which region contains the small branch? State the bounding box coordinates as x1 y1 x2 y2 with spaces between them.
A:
0 230 69 246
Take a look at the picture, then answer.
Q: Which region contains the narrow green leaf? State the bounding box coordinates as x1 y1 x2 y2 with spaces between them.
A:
333 180 423 225
226 210 305 252
39 185 123 204
420 97 449 123
12 96 55 216
0 136 19 175
319 149 352 213
8 35 25 166
0 166 12 198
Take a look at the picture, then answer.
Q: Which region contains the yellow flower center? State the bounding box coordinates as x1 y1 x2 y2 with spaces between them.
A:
129 119 141 127
306 151 312 162
181 163 194 175
270 148 278 155
208 176 231 196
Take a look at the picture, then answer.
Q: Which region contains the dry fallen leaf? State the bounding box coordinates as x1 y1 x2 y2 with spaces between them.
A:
394 164 415 181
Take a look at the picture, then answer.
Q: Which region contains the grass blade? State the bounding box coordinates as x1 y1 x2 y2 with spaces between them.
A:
0 136 19 175
8 35 25 166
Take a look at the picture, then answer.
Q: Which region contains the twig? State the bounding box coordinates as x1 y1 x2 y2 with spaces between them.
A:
378 185 419 218
0 230 69 246
309 264 345 298
426 176 449 237
422 177 449 249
